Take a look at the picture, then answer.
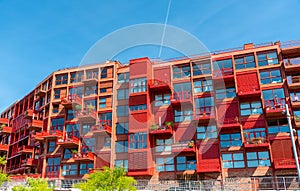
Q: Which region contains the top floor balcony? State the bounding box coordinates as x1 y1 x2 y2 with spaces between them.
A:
285 58 300 72
36 88 46 97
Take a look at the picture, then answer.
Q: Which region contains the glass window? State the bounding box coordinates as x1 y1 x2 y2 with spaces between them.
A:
55 74 68 85
235 55 255 70
67 109 75 121
156 157 174 172
118 72 129 83
267 119 289 134
173 65 191 79
84 85 98 96
222 153 245 168
294 110 300 123
62 164 78 176
84 99 97 111
246 151 271 167
213 59 233 77
156 138 173 152
129 132 147 149
257 51 278 66
117 105 129 117
216 86 236 99
192 61 211 76
99 112 112 126
116 122 129 134
82 124 92 135
48 141 56 153
80 163 94 175
82 138 95 152
54 89 61 99
176 156 196 171
46 157 60 178
262 88 285 108
99 97 106 108
240 101 263 116
197 125 217 139
290 91 300 102
63 148 73 159
260 69 282 84
130 78 147 93
115 160 128 172
173 82 192 101
129 104 147 112
70 72 83 83
117 89 129 100
174 108 193 122
194 97 214 117
52 105 59 114
101 68 107 78
116 141 128 153
194 79 213 93
154 94 170 107
220 133 242 148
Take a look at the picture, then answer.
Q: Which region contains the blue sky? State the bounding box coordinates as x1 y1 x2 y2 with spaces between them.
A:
0 0 299 111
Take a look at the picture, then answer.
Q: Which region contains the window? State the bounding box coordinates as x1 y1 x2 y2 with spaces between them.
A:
176 156 196 171
104 137 111 148
194 97 214 117
80 163 94 175
99 112 112 126
48 141 56 153
156 138 173 152
156 157 174 172
173 65 191 79
260 69 282 84
116 141 128 153
262 88 285 108
192 61 211 76
173 82 192 101
197 125 217 139
82 124 92 135
101 68 107 78
66 124 80 138
67 110 75 121
174 108 193 122
154 94 170 107
52 105 59 114
194 79 213 93
86 70 98 79
55 74 68 85
267 118 289 134
99 97 106 108
118 72 129 83
130 78 147 93
220 133 242 148
129 132 147 149
69 86 83 98
50 118 64 134
294 110 300 123
257 51 278 66
216 86 236 99
62 164 78 176
54 89 60 99
222 153 245 168
82 138 95 152
116 122 129 134
240 101 263 116
235 55 255 70
129 104 147 111
246 151 271 167
243 128 266 142
213 59 233 77
63 148 73 159
290 91 300 102
117 105 129 117
70 72 83 83
100 88 107 93
117 89 129 100
84 85 98 96
84 99 97 111
115 160 128 172
46 157 60 178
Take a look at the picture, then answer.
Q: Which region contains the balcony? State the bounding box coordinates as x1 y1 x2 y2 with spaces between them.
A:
197 159 221 173
273 158 297 169
32 131 47 142
23 109 34 119
77 109 97 122
21 158 38 167
281 40 300 59
0 118 8 125
36 89 46 97
212 68 234 82
217 117 240 129
0 143 9 151
18 145 34 154
264 98 286 118
284 58 300 72
172 141 196 153
287 75 300 90
193 107 214 122
171 91 192 106
73 152 95 162
57 133 80 146
0 125 12 134
27 119 43 130
82 74 98 85
149 124 173 135
61 94 82 109
244 133 269 148
290 96 300 109
43 126 63 138
92 121 112 135
148 79 170 91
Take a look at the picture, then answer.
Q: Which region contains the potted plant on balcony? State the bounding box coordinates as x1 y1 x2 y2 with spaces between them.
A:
72 149 78 158
165 121 174 129
250 137 264 144
75 104 82 111
150 124 157 131
188 140 195 148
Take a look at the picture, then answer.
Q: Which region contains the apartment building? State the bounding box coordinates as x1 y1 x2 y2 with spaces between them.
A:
1 40 300 182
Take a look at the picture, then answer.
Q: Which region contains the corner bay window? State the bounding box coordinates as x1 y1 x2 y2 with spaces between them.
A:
222 153 245 169
176 156 196 171
220 133 242 148
156 157 174 172
240 101 263 116
129 132 147 149
197 125 217 139
246 151 271 167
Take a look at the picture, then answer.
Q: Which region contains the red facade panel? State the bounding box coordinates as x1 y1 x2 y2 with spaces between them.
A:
128 151 148 171
153 67 171 86
129 94 147 106
129 112 149 132
153 108 173 125
174 124 196 142
129 57 152 79
236 70 260 96
216 101 239 124
271 139 293 159
241 116 266 129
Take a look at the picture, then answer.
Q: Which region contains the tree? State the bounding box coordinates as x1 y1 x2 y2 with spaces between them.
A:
0 155 9 187
12 178 53 191
74 166 137 191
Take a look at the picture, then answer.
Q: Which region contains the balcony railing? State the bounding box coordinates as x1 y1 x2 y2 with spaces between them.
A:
27 119 43 130
273 158 297 169
194 107 214 120
148 79 170 90
82 74 98 84
36 88 46 97
218 117 240 128
149 124 173 135
92 124 112 134
281 40 300 48
77 109 97 122
45 125 63 138
73 152 95 161
244 131 268 148
172 141 196 153
0 143 9 151
0 118 8 125
213 68 233 78
0 125 12 134
61 94 82 108
171 91 192 105
23 109 34 119
57 133 80 146
285 58 300 66
264 98 286 117
21 158 38 166
18 145 34 153
287 76 300 88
